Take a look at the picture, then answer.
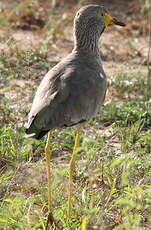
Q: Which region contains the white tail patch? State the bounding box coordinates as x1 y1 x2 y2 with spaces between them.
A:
24 133 36 138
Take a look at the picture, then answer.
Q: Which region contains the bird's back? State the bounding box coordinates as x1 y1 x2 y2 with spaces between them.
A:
25 50 107 139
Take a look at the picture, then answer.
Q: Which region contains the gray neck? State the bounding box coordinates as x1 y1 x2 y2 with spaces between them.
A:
73 27 100 57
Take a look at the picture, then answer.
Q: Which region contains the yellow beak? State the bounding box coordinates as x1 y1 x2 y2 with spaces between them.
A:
104 13 125 28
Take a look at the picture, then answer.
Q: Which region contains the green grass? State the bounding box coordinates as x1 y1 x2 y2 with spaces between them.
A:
99 101 151 127
1 55 151 229
0 56 151 229
0 44 53 84
0 99 151 229
109 72 147 96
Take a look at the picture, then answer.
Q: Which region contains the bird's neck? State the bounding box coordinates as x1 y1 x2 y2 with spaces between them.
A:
73 29 100 57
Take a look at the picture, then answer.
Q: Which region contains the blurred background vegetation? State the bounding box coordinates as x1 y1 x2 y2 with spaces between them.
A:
0 0 151 229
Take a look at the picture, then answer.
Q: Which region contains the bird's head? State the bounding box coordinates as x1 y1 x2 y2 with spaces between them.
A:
74 5 125 39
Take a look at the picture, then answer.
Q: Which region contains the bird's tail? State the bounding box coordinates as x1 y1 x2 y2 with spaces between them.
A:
24 119 49 140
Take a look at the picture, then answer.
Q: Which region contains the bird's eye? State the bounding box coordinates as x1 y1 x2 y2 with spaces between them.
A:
101 13 104 17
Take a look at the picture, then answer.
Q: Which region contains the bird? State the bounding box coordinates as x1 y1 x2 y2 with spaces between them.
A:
25 4 125 229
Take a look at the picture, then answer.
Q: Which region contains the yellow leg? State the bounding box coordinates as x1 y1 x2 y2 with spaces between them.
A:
68 126 81 217
45 131 54 230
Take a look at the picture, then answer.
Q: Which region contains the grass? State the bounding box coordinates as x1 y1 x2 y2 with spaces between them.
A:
0 1 151 229
0 78 151 229
1 120 151 229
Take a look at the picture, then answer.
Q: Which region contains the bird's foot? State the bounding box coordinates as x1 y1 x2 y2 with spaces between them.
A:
45 212 63 230
45 212 54 230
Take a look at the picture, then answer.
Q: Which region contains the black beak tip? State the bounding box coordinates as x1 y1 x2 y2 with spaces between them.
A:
113 18 126 27
117 21 126 27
